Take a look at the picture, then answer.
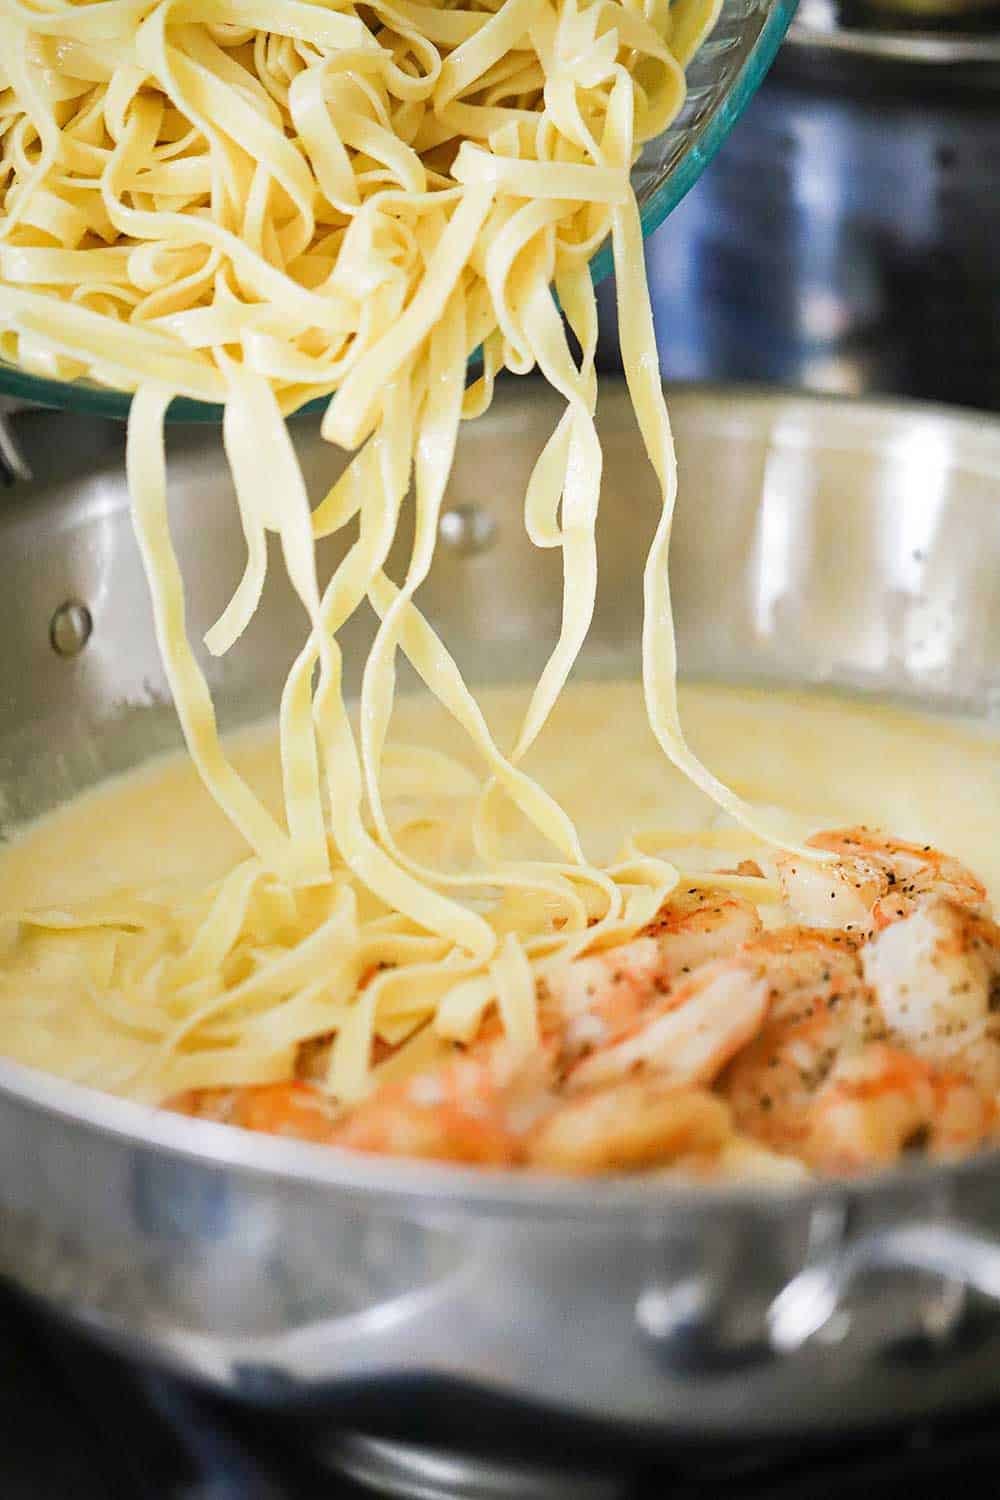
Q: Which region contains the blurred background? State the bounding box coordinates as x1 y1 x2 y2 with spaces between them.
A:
596 0 1000 410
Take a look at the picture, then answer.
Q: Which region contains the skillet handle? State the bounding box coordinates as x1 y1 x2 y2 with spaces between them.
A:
768 1220 1000 1354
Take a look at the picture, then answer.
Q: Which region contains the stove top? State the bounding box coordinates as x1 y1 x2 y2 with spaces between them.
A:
3 1286 999 1500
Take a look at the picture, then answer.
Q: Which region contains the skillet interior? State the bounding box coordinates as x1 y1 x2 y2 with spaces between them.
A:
1 382 1000 1437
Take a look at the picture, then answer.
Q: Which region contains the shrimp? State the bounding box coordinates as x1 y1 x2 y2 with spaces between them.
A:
324 889 765 1166
721 911 1000 1173
170 1081 341 1143
171 1048 552 1164
664 1136 811 1185
304 891 766 1166
544 886 762 1057
861 898 1000 1090
776 827 989 936
564 957 769 1094
332 1044 554 1166
640 884 764 969
720 928 874 1154
806 1043 996 1173
527 1082 730 1173
168 889 766 1170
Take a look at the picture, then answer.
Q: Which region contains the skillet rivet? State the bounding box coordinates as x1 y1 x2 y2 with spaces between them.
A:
50 601 93 658
439 504 497 556
636 1276 711 1339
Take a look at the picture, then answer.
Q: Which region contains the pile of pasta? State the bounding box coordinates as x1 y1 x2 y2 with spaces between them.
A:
0 0 803 1105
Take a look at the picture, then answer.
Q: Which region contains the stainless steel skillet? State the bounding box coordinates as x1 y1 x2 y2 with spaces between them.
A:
1 383 1000 1448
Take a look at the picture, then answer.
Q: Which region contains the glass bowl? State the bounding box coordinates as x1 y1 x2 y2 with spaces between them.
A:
0 0 797 423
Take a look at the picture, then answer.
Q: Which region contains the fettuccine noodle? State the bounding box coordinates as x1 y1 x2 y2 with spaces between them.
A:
0 0 808 1103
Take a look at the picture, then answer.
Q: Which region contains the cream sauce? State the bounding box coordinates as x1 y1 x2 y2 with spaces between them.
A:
0 679 996 1090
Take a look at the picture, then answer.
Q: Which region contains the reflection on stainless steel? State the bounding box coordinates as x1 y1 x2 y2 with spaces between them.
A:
0 407 31 486
769 1222 1000 1353
2 383 1000 1441
597 24 1000 407
327 1433 623 1500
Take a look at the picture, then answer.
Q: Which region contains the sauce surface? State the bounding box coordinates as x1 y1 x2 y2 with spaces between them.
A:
0 679 997 1091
